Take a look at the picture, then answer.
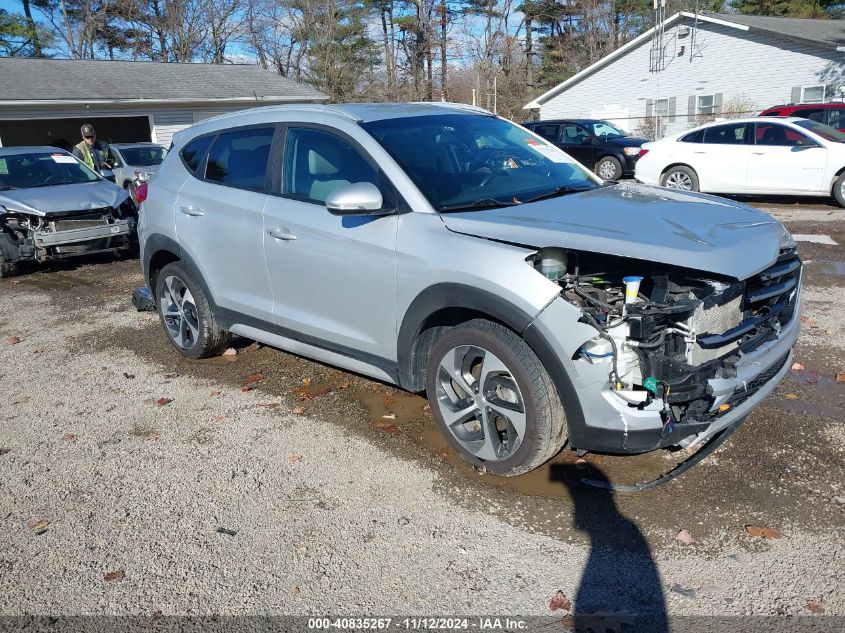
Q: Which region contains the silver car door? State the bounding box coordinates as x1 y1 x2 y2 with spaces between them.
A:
262 125 399 361
174 125 276 323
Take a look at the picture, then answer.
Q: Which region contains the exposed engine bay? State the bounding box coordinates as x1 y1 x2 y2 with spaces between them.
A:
0 202 137 273
530 246 801 438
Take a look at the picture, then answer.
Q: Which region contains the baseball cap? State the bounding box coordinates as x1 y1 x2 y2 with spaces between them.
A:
81 124 96 137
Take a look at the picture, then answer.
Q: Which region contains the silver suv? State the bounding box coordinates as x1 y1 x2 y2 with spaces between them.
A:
138 103 801 476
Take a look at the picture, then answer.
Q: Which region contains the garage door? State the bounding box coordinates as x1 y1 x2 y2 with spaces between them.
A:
0 116 151 150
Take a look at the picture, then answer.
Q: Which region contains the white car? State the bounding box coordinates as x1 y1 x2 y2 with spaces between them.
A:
635 116 845 206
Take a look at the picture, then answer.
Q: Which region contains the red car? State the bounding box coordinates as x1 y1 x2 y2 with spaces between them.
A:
759 102 845 131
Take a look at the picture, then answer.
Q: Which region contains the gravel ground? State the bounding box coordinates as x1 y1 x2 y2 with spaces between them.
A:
1 201 844 621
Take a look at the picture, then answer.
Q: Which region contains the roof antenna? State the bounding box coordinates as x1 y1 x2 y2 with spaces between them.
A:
253 91 261 107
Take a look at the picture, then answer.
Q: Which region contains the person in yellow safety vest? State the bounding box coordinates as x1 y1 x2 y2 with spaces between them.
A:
72 123 113 175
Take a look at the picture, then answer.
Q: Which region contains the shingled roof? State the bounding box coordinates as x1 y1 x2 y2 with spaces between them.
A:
0 57 327 104
713 13 845 49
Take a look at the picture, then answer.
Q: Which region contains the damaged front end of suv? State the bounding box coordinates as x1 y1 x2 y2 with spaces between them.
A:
528 241 801 454
0 148 137 277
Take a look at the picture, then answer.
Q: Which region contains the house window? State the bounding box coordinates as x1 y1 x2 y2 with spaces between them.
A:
653 98 670 117
801 85 825 104
697 94 715 116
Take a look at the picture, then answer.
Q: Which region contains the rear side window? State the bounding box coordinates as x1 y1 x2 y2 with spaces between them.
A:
792 108 825 123
680 129 704 143
180 136 212 173
205 127 275 191
703 123 748 144
532 124 560 142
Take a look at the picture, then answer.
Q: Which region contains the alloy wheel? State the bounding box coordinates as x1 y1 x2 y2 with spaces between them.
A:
665 171 693 190
435 345 526 461
598 160 617 180
159 275 200 350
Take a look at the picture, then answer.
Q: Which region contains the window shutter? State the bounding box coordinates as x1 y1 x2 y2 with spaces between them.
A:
688 95 696 120
646 99 654 117
826 84 837 102
714 93 723 116
790 86 801 103
668 97 677 120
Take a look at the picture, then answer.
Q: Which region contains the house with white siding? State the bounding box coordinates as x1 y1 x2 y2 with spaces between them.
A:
0 58 327 149
524 13 845 139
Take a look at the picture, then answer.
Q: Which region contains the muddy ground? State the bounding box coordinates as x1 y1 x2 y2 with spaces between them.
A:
1 198 844 619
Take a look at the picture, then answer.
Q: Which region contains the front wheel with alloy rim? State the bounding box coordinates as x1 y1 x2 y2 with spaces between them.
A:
425 319 568 476
154 262 230 359
596 156 622 181
661 166 699 192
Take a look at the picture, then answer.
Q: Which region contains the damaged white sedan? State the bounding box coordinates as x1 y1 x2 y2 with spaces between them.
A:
139 103 801 478
0 146 137 277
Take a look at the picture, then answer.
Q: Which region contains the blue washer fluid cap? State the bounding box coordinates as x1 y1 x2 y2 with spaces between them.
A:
623 275 644 283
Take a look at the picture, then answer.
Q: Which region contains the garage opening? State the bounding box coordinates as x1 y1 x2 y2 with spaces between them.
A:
0 116 152 150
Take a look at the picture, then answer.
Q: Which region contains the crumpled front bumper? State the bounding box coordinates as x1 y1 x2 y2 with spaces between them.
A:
528 281 802 454
34 219 133 248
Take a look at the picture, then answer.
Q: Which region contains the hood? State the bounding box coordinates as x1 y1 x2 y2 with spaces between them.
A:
0 180 129 216
606 136 646 147
441 183 785 280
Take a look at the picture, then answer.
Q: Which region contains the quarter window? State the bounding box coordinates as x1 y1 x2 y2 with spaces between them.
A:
180 136 213 174
283 128 380 205
680 129 704 143
703 123 748 144
205 127 275 191
532 124 560 142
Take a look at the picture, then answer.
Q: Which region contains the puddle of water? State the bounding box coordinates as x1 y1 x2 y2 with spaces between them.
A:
804 260 845 277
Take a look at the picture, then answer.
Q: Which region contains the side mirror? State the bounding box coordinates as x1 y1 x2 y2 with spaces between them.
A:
325 182 388 216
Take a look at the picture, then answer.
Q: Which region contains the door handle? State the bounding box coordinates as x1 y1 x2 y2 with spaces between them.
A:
180 205 204 216
752 152 765 155
267 227 297 241
692 151 707 154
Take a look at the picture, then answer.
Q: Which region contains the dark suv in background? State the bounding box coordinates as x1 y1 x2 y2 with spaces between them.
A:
759 103 845 132
521 119 646 181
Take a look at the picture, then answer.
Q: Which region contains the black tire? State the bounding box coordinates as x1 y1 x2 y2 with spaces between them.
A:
425 319 568 476
833 172 845 208
154 261 230 359
0 236 19 278
0 255 17 278
661 165 699 192
595 156 622 181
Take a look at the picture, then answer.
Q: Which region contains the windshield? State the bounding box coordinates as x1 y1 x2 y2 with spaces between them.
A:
118 145 168 167
588 121 628 139
794 119 845 143
0 152 99 190
361 114 599 212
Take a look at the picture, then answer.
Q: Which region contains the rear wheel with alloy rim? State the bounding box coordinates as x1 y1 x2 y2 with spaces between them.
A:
155 262 230 359
661 166 699 191
425 319 568 476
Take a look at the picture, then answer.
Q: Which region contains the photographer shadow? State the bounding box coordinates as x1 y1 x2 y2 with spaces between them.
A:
549 463 669 633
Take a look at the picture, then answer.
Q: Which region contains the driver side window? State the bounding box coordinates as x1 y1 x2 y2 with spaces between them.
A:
283 128 380 205
560 124 591 146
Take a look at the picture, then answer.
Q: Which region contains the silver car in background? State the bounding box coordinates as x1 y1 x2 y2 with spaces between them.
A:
109 142 168 204
138 103 801 476
0 146 137 277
